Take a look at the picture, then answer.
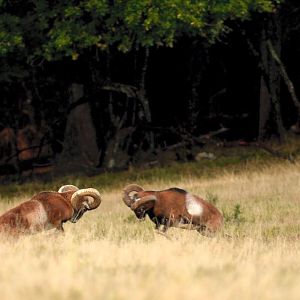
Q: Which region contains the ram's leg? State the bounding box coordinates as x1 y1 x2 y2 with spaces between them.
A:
154 223 167 232
153 217 162 230
154 217 169 232
196 225 216 237
55 221 64 233
154 217 172 240
161 217 170 233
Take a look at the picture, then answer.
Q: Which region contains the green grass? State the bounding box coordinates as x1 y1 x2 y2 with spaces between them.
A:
0 145 287 199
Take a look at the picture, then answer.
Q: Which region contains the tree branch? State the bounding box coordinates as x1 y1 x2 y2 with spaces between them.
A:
101 82 138 98
266 39 300 114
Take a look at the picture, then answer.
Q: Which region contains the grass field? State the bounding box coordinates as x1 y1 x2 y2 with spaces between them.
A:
1 156 300 300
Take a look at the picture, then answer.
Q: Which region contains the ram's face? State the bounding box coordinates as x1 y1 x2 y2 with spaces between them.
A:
134 206 147 220
132 193 146 219
70 188 102 223
132 194 156 220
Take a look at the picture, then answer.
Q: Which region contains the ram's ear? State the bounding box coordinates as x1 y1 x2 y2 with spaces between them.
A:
131 195 157 211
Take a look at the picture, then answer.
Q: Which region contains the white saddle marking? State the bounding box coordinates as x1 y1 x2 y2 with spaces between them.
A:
185 193 203 216
28 201 49 230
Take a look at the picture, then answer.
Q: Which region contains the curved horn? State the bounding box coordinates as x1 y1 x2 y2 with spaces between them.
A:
123 184 144 207
131 195 157 210
71 188 102 210
58 185 79 193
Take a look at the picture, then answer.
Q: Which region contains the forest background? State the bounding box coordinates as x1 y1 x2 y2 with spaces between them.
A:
1 0 300 180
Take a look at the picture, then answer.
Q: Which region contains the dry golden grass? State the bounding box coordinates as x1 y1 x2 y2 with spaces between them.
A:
1 161 300 300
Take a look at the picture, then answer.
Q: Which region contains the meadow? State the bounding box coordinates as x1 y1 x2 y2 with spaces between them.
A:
1 153 300 300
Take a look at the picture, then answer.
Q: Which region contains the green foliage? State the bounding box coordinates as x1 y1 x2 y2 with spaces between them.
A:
233 203 243 222
224 203 245 224
0 14 24 55
125 214 138 224
206 191 219 205
0 0 281 62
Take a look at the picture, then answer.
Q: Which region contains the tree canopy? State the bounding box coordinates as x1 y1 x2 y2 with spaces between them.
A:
0 0 280 64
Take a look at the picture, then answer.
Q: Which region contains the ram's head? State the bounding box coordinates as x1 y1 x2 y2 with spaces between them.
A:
123 184 156 219
59 185 102 223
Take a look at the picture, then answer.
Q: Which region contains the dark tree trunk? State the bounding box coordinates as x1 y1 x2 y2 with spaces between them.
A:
259 27 272 141
102 91 132 170
259 14 285 141
187 45 202 133
137 47 154 150
57 83 99 173
259 74 272 141
269 15 285 140
102 47 154 170
266 36 300 134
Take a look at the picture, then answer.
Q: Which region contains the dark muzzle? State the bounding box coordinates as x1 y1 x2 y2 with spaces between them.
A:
70 207 88 223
